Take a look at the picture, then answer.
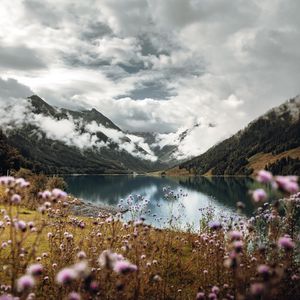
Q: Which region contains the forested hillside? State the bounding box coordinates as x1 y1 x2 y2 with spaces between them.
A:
173 97 300 176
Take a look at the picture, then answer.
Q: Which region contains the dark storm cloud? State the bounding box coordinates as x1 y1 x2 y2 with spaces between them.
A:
0 45 47 70
0 77 33 98
80 21 113 41
121 81 176 100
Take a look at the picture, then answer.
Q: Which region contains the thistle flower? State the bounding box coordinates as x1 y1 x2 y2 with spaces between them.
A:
256 170 273 183
275 176 299 194
56 268 77 285
27 264 43 276
250 283 265 296
252 189 267 202
16 220 27 232
17 275 35 292
52 188 67 200
113 260 137 274
209 221 222 230
0 176 15 186
77 251 86 260
278 236 295 251
229 231 243 241
11 194 21 204
68 292 81 300
196 292 205 299
233 241 243 252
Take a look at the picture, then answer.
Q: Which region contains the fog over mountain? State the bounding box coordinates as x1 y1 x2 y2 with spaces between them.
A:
1 0 300 160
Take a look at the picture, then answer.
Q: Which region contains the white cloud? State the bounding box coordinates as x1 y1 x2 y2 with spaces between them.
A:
0 0 299 159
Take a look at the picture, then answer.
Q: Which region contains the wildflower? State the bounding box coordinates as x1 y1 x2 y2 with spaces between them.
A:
229 231 243 241
275 176 299 194
16 220 27 232
1 242 7 249
16 178 30 188
98 250 124 269
113 260 138 274
208 292 217 300
56 268 77 285
0 295 14 300
17 275 35 292
211 286 219 294
27 264 43 276
257 170 273 183
209 221 222 230
77 251 86 260
0 176 15 186
250 283 265 296
278 236 295 251
252 189 267 202
68 292 81 300
52 188 67 200
196 292 205 299
233 241 243 252
11 194 21 204
73 261 90 278
257 264 270 279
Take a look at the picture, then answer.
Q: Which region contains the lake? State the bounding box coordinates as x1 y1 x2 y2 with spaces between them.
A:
64 175 255 229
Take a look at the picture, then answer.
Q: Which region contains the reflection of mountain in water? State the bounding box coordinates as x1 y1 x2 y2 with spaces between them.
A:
65 175 255 216
176 176 254 214
64 175 179 205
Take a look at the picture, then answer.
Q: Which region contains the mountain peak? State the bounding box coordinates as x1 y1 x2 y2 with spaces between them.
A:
27 95 57 116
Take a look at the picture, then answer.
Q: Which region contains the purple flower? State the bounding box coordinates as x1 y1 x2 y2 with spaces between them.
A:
27 264 43 276
209 221 222 230
250 283 264 296
252 189 267 202
52 188 67 199
56 268 77 285
17 275 35 292
16 220 27 232
275 176 299 194
196 292 205 299
0 176 15 186
278 236 295 251
113 260 138 274
257 170 273 183
68 292 81 300
229 231 243 241
233 241 243 252
11 194 21 204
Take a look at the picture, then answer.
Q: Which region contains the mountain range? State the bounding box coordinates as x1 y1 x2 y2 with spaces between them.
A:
0 95 299 175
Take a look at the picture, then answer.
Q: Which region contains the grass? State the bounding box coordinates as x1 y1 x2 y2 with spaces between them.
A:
0 175 299 299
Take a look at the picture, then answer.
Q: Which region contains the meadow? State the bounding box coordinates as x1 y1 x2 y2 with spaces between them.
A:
0 171 299 300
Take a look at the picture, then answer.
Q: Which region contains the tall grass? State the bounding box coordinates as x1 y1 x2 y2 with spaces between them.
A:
0 171 299 299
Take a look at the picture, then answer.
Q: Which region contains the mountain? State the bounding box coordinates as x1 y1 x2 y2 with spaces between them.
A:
0 95 171 174
166 96 300 176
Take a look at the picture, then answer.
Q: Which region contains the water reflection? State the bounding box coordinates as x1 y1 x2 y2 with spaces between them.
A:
64 175 255 228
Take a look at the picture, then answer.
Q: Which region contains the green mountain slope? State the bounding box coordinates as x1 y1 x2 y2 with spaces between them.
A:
171 97 300 176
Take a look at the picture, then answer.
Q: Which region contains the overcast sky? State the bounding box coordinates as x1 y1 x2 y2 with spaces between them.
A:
0 0 299 137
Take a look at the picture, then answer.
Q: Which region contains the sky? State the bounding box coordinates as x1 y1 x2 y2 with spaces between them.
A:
0 0 299 158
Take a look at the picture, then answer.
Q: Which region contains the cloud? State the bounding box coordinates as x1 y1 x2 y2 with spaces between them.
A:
0 77 33 98
0 92 157 161
0 0 299 159
0 45 47 70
